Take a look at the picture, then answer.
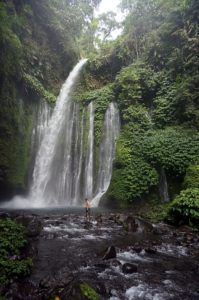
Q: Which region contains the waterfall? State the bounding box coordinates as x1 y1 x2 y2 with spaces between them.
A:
29 59 87 206
84 102 94 199
30 100 51 160
1 59 120 208
159 168 169 203
28 100 51 186
73 109 85 205
92 102 120 207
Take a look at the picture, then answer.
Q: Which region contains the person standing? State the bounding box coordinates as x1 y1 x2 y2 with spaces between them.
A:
85 198 92 222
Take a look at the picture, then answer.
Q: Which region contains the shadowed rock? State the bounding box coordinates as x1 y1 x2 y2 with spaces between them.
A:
15 215 43 237
102 246 116 260
122 263 138 274
123 215 138 232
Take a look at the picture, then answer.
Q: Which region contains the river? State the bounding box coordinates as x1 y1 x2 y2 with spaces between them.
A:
2 208 199 300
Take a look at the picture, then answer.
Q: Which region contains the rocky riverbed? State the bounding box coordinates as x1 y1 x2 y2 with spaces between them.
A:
1 208 199 300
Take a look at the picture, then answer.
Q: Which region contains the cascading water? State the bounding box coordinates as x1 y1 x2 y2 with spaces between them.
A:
84 102 94 199
0 59 120 208
28 100 51 187
92 102 120 206
159 167 169 203
30 100 51 163
30 59 87 206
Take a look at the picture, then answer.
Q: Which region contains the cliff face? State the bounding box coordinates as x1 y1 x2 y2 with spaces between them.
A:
0 0 78 199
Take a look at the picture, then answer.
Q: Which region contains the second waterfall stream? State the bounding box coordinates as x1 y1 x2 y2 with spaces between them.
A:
29 59 120 207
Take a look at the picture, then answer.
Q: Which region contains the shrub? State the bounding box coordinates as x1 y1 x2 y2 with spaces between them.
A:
0 219 32 289
167 188 199 228
183 164 199 189
23 73 56 104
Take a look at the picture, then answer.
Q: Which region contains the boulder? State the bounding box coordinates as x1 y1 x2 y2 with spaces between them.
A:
110 259 122 267
102 246 117 260
133 246 142 253
95 214 103 224
123 215 138 232
27 218 43 237
145 248 157 254
135 217 154 232
15 215 42 237
122 263 138 274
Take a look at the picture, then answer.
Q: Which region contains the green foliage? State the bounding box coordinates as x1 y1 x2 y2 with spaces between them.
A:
80 282 100 300
96 11 119 42
167 188 199 227
115 62 159 115
183 164 199 189
153 79 179 127
123 104 153 130
140 127 199 175
0 219 32 288
82 0 199 210
153 74 199 128
23 74 56 104
0 81 33 189
107 134 158 205
0 2 23 78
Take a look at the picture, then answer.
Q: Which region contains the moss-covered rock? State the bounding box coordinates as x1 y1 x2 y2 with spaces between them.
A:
80 282 100 300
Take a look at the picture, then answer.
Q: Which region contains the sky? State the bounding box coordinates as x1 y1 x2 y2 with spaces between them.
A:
96 0 122 20
95 0 124 39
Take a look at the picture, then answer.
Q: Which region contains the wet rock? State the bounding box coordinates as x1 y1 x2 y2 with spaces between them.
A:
6 280 40 300
135 217 154 232
123 215 138 232
47 233 56 240
110 259 122 267
133 246 142 253
145 248 157 254
15 215 35 226
67 280 100 300
15 215 43 237
84 222 92 229
61 215 68 220
39 276 54 289
108 214 117 221
40 268 75 291
0 212 11 219
95 214 103 224
122 263 138 274
94 263 109 271
27 218 43 237
102 246 117 260
109 213 126 225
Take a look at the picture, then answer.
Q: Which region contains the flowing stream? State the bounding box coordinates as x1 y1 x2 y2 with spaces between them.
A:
3 209 198 300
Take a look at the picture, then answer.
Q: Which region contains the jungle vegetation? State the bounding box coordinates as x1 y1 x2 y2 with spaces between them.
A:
0 0 198 227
